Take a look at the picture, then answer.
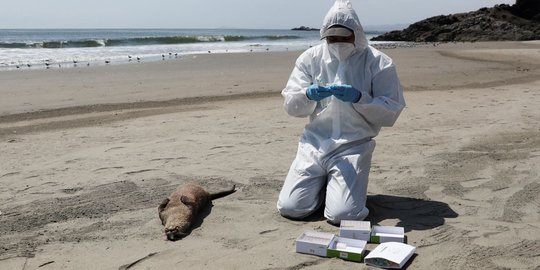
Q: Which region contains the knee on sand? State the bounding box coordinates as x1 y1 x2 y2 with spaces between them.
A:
277 200 369 225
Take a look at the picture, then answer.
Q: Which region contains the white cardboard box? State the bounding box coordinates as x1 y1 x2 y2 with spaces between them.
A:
370 226 405 243
295 230 335 257
364 242 416 269
327 236 367 262
339 220 371 241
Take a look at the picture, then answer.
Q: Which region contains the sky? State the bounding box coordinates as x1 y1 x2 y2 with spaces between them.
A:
1 0 516 29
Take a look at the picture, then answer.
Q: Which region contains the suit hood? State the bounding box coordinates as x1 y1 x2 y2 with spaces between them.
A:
320 0 368 51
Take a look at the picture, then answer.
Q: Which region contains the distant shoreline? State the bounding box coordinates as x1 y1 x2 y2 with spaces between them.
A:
0 28 393 72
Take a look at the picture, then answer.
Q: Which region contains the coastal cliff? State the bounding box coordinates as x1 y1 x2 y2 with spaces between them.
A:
372 0 540 42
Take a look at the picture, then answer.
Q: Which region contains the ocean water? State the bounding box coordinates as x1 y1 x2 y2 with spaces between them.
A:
0 29 382 70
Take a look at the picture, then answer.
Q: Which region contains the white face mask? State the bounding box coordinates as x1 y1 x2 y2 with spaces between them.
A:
328 43 355 61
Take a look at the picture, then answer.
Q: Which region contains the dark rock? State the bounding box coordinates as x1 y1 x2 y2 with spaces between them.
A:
512 0 540 20
291 26 320 31
372 0 540 42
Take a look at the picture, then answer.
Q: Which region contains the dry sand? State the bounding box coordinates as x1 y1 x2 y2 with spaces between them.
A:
1 41 539 269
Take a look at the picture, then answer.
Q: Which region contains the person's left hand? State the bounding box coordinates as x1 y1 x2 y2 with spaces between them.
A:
329 84 361 103
306 84 332 101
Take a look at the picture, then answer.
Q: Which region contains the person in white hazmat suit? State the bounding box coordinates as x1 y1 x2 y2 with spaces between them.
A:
277 0 406 224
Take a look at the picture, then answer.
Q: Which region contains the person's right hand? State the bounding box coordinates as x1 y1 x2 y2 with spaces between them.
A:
306 84 332 101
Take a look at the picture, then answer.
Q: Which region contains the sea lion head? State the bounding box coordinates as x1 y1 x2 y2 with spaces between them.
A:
160 195 196 241
164 220 190 241
158 185 213 241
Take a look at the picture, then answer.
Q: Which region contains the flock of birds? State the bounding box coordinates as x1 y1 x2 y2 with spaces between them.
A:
4 47 278 71
8 54 149 70
4 51 184 69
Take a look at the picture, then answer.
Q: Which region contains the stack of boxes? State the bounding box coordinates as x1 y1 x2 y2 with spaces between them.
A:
295 221 415 268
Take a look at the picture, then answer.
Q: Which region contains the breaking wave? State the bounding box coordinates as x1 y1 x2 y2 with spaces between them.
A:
0 35 301 49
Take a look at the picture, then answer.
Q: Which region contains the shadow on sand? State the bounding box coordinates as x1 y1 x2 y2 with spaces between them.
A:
300 194 458 233
366 194 458 232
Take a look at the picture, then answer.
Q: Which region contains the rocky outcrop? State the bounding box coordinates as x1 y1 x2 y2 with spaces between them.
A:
291 26 320 31
513 0 540 20
372 0 540 42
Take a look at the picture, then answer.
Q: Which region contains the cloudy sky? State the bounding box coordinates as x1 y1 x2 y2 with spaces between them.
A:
1 0 515 29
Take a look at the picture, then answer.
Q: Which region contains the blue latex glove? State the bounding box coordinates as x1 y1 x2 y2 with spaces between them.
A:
329 84 361 103
306 84 332 102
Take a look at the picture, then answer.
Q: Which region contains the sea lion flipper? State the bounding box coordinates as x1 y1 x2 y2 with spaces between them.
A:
158 198 170 225
158 198 170 212
180 195 196 207
209 185 236 200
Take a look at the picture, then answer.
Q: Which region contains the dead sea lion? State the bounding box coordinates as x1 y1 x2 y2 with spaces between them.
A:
158 183 236 241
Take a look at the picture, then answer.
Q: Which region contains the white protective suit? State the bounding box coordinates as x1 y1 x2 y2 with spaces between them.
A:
277 0 405 224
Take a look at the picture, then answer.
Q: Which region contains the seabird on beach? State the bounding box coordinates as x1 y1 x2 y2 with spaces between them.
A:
137 57 141 62
105 60 110 64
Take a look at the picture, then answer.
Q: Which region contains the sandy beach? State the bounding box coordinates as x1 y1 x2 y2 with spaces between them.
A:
1 41 540 269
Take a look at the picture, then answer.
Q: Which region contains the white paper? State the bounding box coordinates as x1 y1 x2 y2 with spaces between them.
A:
340 220 371 241
374 232 403 238
372 226 404 235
